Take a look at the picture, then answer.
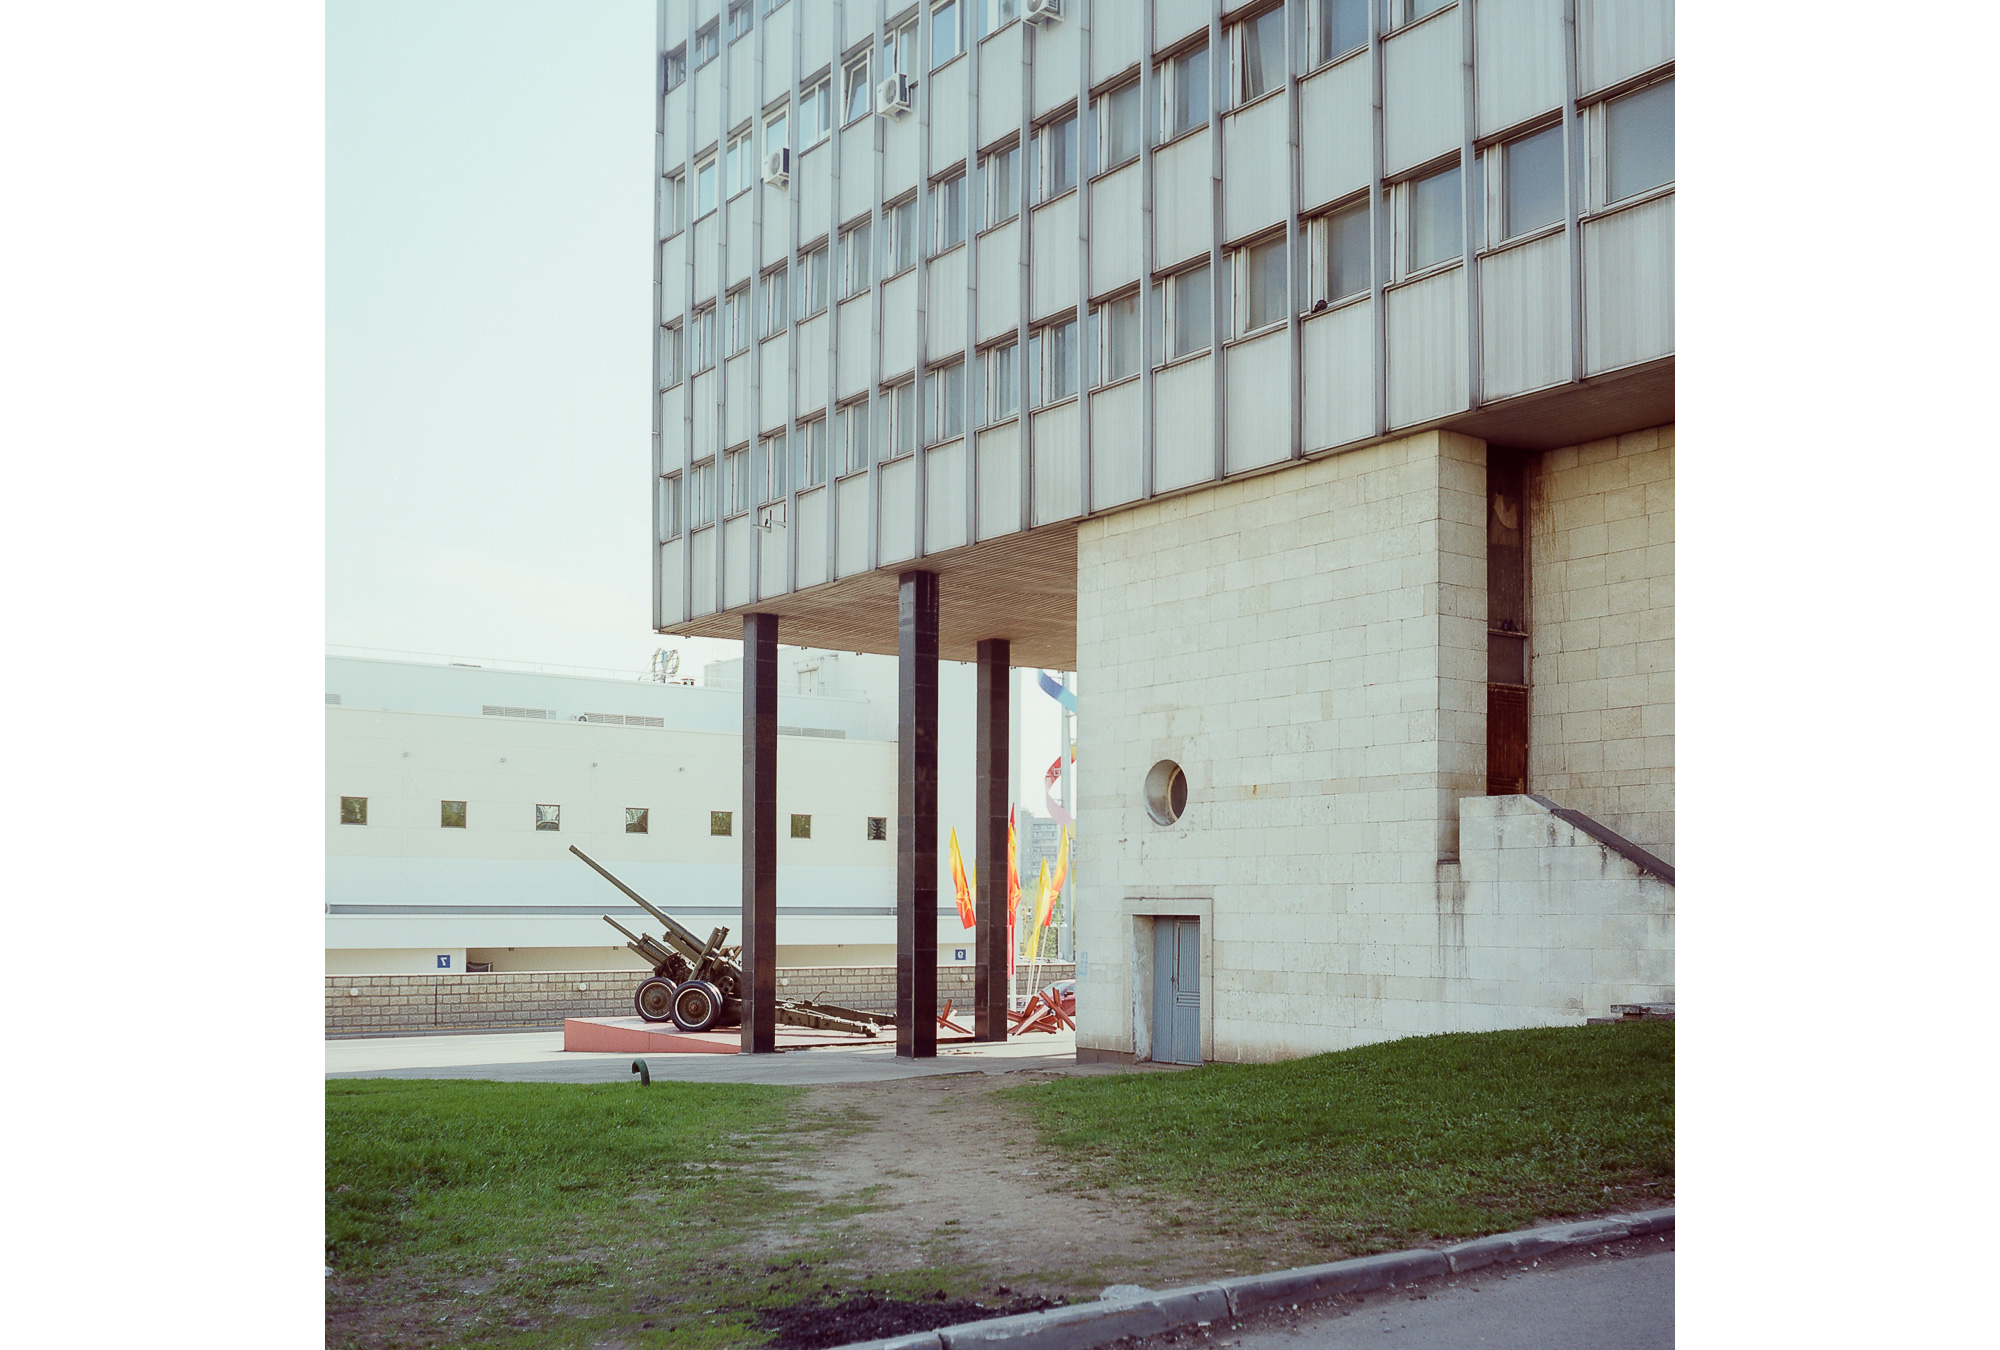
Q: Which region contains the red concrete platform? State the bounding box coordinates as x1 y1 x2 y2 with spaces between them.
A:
563 1017 978 1054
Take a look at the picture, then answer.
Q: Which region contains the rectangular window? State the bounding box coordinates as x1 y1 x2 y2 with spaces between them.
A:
883 380 919 458
694 153 717 217
762 264 789 335
797 415 828 487
727 0 752 42
1604 78 1673 205
1037 113 1077 200
840 219 873 297
1409 163 1461 271
1384 0 1452 29
659 321 683 388
885 17 918 78
1237 234 1289 334
886 197 919 275
340 796 367 825
664 44 687 93
924 359 966 443
1093 291 1140 384
1163 43 1210 140
690 305 716 372
535 804 561 832
711 810 733 836
723 446 750 515
984 341 1018 422
626 807 650 834
441 800 467 829
1155 264 1213 360
1028 318 1077 406
1315 199 1371 302
799 243 829 315
691 457 716 526
756 431 786 504
982 0 1022 34
1236 7 1286 104
725 287 750 354
764 109 788 164
659 472 684 539
1097 81 1141 170
932 171 967 253
1313 0 1366 65
1503 124 1565 238
762 0 789 13
839 399 871 473
790 813 812 839
800 76 831 145
694 22 718 68
932 0 962 69
660 171 686 237
725 130 753 196
867 816 888 840
843 49 872 123
983 143 1019 228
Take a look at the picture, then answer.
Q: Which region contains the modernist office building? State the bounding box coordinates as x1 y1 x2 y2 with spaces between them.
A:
650 0 1674 1059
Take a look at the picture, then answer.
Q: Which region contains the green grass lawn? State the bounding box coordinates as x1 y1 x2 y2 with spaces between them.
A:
1005 1023 1673 1256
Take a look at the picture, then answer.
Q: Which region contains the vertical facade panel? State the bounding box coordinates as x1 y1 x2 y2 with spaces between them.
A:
835 475 871 576
1224 329 1292 474
723 516 753 608
1032 10 1080 117
795 312 829 411
1298 56 1372 211
978 30 1024 148
878 456 919 563
1031 402 1083 525
1382 12 1463 176
1089 379 1145 511
795 486 828 589
691 370 719 459
883 112 922 198
728 39 753 125
693 217 719 299
1089 165 1143 295
1221 95 1289 244
1093 3 1143 84
658 543 685 624
758 519 789 597
839 124 875 223
1386 267 1469 428
1152 130 1213 270
1153 0 1210 51
762 22 793 95
758 334 790 430
843 2 873 49
927 248 969 354
694 69 719 150
1029 195 1079 318
1580 0 1674 94
924 440 969 553
690 525 717 614
1152 355 1214 493
978 219 1021 339
798 142 833 238
1301 301 1374 450
881 272 919 377
659 387 685 446
660 238 687 317
836 298 871 398
799 2 831 64
1474 0 1566 136
929 60 970 172
1583 195 1673 374
726 199 755 286
1480 231 1570 399
723 354 750 445
975 423 1022 541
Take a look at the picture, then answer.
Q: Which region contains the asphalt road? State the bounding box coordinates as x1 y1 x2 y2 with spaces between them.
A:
1211 1248 1672 1350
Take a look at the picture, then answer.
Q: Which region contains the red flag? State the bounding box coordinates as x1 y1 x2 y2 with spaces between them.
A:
1007 806 1021 975
947 828 975 930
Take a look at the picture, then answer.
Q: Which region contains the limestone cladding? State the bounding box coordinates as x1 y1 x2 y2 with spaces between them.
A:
323 964 1074 1036
1528 425 1675 861
1072 430 1489 1063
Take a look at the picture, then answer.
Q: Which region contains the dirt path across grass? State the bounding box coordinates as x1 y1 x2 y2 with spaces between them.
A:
772 1071 1327 1301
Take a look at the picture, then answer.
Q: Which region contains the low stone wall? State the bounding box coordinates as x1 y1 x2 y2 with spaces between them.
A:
325 963 1076 1036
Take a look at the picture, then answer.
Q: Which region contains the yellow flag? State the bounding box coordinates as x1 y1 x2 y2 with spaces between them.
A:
947 828 975 929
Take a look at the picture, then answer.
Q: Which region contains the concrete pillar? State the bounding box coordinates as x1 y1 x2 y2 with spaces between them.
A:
897 571 939 1058
974 638 1010 1040
740 612 778 1053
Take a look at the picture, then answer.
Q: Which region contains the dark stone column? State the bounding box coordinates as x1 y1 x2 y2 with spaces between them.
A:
897 571 939 1058
974 638 1011 1041
740 613 778 1053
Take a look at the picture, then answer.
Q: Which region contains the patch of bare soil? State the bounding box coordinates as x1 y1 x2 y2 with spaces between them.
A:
757 1291 1065 1349
775 1072 1330 1303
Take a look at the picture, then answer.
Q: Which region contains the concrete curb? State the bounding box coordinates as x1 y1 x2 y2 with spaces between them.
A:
827 1208 1674 1350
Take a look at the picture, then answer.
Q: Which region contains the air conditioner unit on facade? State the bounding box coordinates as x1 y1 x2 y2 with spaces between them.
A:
762 148 791 186
1025 0 1062 24
878 74 912 118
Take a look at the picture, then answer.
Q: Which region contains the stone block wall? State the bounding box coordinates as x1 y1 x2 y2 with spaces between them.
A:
1529 425 1675 860
324 963 1074 1036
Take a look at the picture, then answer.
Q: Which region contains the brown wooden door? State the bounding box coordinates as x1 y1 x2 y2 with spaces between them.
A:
1487 684 1527 795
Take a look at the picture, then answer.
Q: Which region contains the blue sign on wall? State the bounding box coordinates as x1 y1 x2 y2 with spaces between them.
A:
953 948 967 962
436 954 452 969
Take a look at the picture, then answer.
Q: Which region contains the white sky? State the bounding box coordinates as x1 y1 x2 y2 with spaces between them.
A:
326 0 1070 799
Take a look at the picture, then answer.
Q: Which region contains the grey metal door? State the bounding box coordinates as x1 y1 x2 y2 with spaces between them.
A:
1150 918 1201 1064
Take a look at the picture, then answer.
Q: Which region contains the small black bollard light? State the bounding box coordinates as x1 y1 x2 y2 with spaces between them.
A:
631 1058 651 1086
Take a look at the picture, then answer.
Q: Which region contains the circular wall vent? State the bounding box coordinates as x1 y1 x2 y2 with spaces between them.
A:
1144 760 1188 826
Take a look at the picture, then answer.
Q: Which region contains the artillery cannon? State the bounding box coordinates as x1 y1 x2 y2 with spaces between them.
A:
569 846 894 1039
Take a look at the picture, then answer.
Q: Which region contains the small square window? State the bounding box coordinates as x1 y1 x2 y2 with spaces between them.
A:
535 804 561 831
441 800 467 829
867 816 888 840
626 807 650 834
711 810 734 836
340 796 367 825
791 814 812 838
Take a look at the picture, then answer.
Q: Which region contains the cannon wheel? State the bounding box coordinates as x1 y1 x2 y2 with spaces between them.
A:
634 977 676 1023
670 980 725 1032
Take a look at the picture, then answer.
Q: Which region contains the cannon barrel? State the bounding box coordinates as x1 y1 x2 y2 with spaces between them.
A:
570 846 709 956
